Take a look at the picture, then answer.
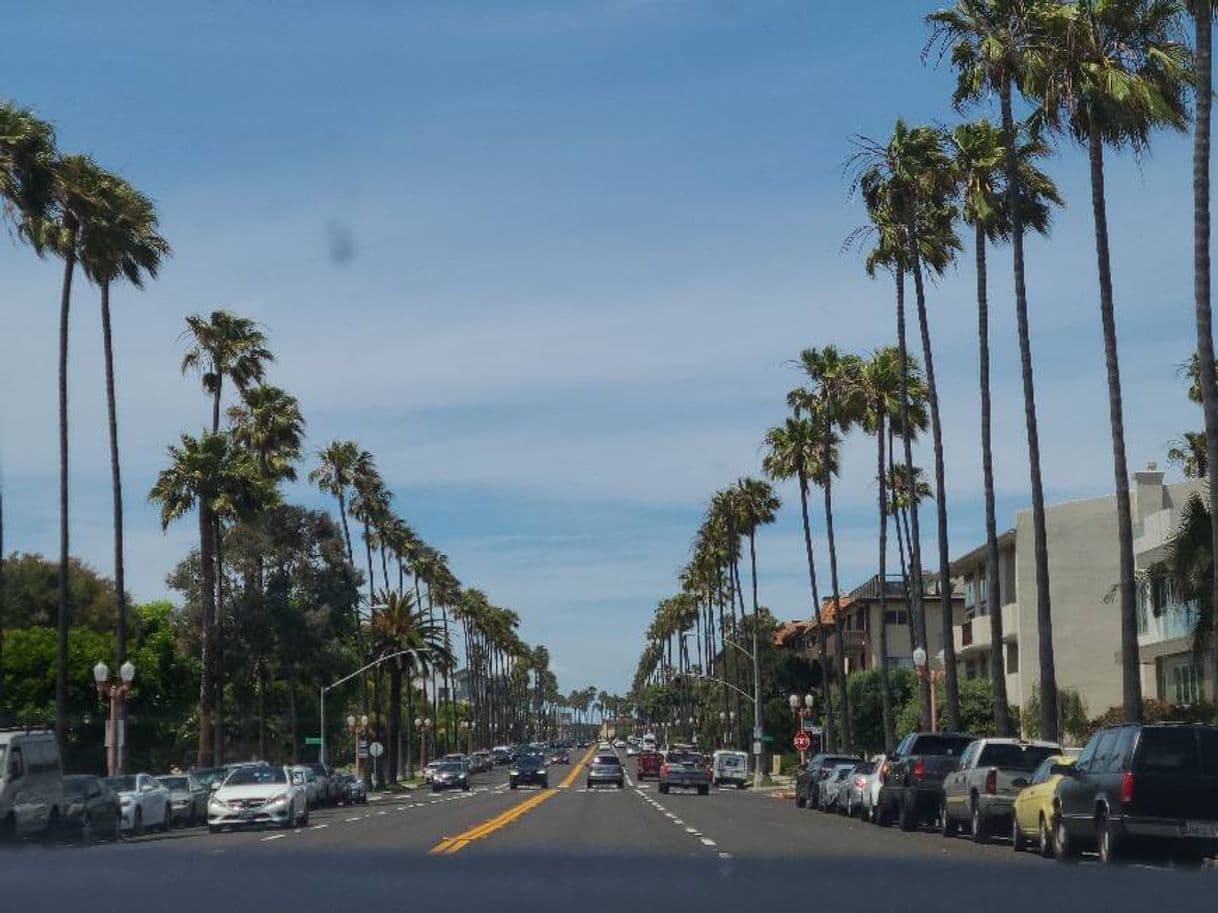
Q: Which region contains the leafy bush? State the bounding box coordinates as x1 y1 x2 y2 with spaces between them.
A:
1022 685 1089 745
1082 699 1216 741
895 676 1020 739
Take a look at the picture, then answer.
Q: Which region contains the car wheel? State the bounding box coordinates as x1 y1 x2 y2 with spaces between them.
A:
698 785 709 796
898 794 916 832
971 802 989 844
617 782 624 790
1097 810 1122 864
80 812 94 844
875 797 890 827
1053 813 1076 862
301 805 310 827
510 783 518 790
162 806 173 832
1011 815 1027 852
940 799 956 838
133 808 143 838
659 784 669 794
796 792 807 809
1037 814 1054 858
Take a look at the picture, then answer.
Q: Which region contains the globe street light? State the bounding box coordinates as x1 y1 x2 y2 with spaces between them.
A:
93 660 136 776
913 647 945 732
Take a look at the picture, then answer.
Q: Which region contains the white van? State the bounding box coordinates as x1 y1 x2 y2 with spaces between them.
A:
641 732 657 752
711 750 749 789
0 729 65 838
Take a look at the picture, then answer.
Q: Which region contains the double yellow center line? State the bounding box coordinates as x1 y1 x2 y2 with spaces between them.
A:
429 743 598 855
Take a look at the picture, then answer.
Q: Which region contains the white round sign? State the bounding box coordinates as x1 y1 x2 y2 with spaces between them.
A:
368 741 384 758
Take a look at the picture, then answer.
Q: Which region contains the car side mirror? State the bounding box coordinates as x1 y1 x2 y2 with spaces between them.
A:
1011 777 1029 789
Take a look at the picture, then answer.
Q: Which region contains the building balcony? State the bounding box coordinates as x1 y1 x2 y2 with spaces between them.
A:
954 602 1017 658
1138 601 1199 658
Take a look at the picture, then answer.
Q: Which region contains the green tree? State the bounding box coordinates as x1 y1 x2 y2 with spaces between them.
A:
927 0 1070 742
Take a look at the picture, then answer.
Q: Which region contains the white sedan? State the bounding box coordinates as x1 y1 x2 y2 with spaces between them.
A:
208 765 308 832
104 773 172 836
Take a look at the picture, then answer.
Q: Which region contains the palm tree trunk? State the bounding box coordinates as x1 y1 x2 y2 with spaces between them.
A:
55 241 76 760
197 503 217 767
821 429 852 753
1196 7 1218 719
0 485 5 712
214 522 226 765
258 659 268 760
1086 124 1142 723
1002 76 1058 742
907 225 961 732
797 466 835 749
99 279 132 771
876 412 895 752
895 267 933 728
974 226 1013 735
388 659 402 783
287 664 299 764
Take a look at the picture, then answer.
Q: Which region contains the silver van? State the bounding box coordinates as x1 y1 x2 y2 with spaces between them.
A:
0 729 65 838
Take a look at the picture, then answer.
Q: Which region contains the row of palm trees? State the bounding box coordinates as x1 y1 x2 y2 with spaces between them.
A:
1 101 170 754
631 0 1218 749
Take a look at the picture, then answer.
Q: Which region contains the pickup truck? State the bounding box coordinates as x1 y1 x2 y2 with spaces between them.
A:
659 751 711 795
877 731 975 830
1054 722 1218 863
940 737 1061 842
636 751 662 781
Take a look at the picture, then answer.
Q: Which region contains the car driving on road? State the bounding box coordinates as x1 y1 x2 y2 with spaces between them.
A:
207 764 308 832
509 754 549 790
586 753 625 790
712 750 749 789
431 761 472 792
659 750 710 795
636 750 662 781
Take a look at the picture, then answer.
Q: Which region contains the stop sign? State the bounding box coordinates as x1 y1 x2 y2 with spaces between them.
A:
793 731 811 752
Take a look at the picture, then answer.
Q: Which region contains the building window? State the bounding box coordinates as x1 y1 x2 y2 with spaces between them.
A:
1006 642 1018 675
1136 586 1149 634
964 577 976 613
1172 662 1204 705
884 609 908 625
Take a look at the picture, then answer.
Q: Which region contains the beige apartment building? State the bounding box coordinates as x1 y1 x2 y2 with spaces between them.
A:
950 466 1211 729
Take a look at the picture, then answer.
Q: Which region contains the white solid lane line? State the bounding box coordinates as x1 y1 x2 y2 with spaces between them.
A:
261 834 286 842
699 838 717 847
311 824 328 830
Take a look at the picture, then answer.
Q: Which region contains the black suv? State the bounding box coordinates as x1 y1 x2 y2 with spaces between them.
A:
795 753 860 809
509 754 549 790
877 731 975 830
1053 722 1218 863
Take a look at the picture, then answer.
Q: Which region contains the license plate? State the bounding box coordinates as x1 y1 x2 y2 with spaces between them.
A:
1185 820 1218 838
239 809 258 820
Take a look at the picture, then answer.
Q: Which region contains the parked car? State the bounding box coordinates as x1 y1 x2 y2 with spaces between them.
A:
332 772 367 806
158 773 209 826
1 728 65 840
189 767 228 792
586 753 625 790
207 764 308 832
1011 754 1076 857
637 751 663 781
817 763 857 812
291 765 326 807
659 750 711 795
711 750 749 789
841 761 876 817
861 754 887 823
105 773 172 836
60 774 120 842
1053 723 1218 864
795 753 860 810
877 732 975 830
509 754 549 790
306 763 336 804
940 738 1061 842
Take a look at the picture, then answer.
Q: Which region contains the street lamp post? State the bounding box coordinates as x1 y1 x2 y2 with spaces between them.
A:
93 660 135 776
415 717 433 770
913 647 946 733
348 713 369 781
461 720 472 755
789 693 816 763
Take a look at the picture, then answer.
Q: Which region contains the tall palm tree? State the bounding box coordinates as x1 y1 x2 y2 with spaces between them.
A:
928 0 1069 743
148 431 269 765
38 153 110 754
1188 2 1218 709
946 118 1061 735
1036 0 1190 724
861 347 929 751
75 177 170 752
791 347 865 749
227 385 305 485
309 440 362 568
761 415 837 742
1 102 57 235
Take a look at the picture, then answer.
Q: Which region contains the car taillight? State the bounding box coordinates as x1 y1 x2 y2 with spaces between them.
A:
706 767 713 780
1120 771 1134 804
879 762 889 784
660 764 669 777
984 768 997 795
912 760 926 781
854 777 866 788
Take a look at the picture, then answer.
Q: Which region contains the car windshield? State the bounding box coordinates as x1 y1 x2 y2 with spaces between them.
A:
159 776 189 790
439 763 465 773
833 767 854 780
515 756 543 770
104 776 137 792
190 768 225 788
225 766 287 786
667 753 700 765
592 755 620 766
977 744 1059 771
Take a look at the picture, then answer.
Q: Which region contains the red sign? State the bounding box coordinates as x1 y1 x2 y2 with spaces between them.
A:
793 731 811 752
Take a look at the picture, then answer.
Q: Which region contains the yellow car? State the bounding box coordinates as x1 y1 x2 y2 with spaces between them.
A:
1011 754 1075 857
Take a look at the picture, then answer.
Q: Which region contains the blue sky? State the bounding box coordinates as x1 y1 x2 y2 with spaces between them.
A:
0 0 1204 695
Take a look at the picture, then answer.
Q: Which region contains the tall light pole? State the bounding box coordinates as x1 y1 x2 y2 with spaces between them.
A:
461 719 472 755
789 692 816 764
93 660 135 776
913 647 946 733
348 713 369 782
415 717 433 769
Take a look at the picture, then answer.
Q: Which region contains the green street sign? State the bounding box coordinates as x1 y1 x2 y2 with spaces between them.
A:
760 735 775 743
304 736 322 746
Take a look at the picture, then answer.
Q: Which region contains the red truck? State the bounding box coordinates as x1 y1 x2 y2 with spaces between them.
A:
636 751 662 781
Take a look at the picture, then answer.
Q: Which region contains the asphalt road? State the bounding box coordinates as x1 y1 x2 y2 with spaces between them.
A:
3 749 1214 912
